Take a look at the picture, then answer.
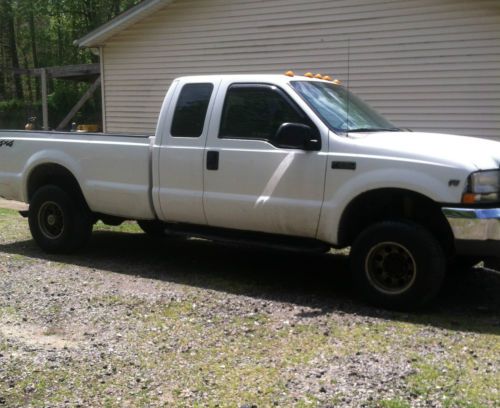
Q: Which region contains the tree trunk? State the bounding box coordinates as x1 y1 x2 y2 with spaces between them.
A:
22 53 33 106
0 23 6 99
4 0 23 99
28 9 40 100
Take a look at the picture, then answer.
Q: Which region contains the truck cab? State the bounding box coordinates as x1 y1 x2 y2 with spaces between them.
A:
153 76 329 238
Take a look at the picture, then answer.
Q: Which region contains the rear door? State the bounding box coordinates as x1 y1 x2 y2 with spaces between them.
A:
155 79 220 224
203 80 328 238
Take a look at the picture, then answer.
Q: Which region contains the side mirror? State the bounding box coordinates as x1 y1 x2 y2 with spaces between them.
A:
274 123 321 151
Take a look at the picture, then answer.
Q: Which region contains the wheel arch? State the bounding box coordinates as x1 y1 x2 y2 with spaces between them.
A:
337 188 454 256
26 163 89 210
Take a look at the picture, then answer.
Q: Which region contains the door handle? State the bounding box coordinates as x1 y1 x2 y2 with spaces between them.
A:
206 151 219 170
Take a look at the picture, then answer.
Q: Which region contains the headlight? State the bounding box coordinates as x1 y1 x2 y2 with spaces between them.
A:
463 170 500 203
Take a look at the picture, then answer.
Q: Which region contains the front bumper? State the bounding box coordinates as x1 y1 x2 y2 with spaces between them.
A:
442 207 500 257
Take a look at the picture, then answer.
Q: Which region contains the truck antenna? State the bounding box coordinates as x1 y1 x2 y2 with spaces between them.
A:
346 38 351 136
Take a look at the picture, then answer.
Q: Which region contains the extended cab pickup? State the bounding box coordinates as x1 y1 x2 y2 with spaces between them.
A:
1 74 499 309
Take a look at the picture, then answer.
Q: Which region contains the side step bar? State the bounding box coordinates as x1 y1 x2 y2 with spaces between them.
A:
162 223 330 253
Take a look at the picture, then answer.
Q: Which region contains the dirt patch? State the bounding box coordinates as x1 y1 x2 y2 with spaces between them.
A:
0 320 80 349
0 199 28 212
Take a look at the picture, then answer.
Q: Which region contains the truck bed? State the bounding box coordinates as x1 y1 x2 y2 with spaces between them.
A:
0 130 156 220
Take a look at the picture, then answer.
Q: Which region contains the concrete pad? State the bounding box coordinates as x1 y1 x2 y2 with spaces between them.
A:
0 198 28 212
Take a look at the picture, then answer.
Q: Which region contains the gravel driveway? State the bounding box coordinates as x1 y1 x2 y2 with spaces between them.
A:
0 208 499 407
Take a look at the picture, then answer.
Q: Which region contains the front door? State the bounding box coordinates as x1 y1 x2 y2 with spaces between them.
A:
203 82 328 238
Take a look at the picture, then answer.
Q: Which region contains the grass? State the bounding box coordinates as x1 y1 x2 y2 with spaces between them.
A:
407 356 499 407
374 400 411 408
0 305 17 318
94 220 142 234
0 208 15 216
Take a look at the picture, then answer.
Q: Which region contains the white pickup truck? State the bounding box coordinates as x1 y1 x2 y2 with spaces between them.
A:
1 73 499 309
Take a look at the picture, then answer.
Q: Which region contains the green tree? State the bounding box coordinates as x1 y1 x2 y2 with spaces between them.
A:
0 0 142 127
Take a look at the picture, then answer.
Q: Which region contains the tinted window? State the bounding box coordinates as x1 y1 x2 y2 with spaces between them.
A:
171 83 214 137
219 85 307 142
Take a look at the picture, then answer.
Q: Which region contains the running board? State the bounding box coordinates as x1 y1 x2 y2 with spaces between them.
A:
162 223 330 253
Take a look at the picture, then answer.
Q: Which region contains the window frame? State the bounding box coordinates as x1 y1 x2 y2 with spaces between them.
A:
218 83 318 147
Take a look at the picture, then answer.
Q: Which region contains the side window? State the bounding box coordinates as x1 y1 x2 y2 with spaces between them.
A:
219 85 308 142
171 83 214 137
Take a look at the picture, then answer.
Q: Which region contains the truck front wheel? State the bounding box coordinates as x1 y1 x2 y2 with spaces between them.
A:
29 185 93 253
350 221 446 310
137 220 167 237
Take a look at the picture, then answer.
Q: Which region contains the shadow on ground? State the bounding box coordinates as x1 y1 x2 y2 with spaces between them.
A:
1 231 499 335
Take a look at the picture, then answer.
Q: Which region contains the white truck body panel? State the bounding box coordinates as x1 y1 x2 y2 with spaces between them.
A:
319 130 500 243
0 131 155 220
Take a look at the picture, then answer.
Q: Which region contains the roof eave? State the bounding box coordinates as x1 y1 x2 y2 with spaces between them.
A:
74 0 173 48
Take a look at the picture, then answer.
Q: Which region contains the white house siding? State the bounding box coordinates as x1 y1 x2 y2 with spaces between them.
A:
102 0 500 140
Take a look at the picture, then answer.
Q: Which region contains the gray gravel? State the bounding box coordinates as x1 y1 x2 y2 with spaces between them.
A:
0 213 499 407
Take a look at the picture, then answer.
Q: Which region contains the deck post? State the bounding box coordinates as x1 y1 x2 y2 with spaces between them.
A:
41 68 49 130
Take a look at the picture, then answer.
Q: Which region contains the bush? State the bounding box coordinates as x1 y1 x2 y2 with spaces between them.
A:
0 99 40 130
0 99 27 112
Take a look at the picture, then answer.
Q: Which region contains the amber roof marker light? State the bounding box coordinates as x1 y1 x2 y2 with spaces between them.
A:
300 72 341 83
284 70 295 77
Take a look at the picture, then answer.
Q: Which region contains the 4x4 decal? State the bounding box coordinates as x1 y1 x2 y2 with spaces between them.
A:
0 140 14 147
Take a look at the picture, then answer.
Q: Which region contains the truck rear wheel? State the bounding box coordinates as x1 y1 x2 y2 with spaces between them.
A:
350 221 446 310
29 185 93 253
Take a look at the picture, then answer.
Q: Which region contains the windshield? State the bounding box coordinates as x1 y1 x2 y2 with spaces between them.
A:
290 81 398 133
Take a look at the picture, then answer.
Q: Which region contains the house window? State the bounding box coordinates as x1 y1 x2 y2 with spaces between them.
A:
171 83 214 137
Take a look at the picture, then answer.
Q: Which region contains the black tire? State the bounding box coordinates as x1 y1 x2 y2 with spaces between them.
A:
137 220 166 237
350 221 446 310
28 185 93 253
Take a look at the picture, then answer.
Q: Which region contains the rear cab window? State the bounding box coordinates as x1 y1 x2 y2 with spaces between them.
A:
171 83 214 137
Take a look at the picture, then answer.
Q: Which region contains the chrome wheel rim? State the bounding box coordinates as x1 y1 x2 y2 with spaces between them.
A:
365 242 417 295
38 201 65 239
